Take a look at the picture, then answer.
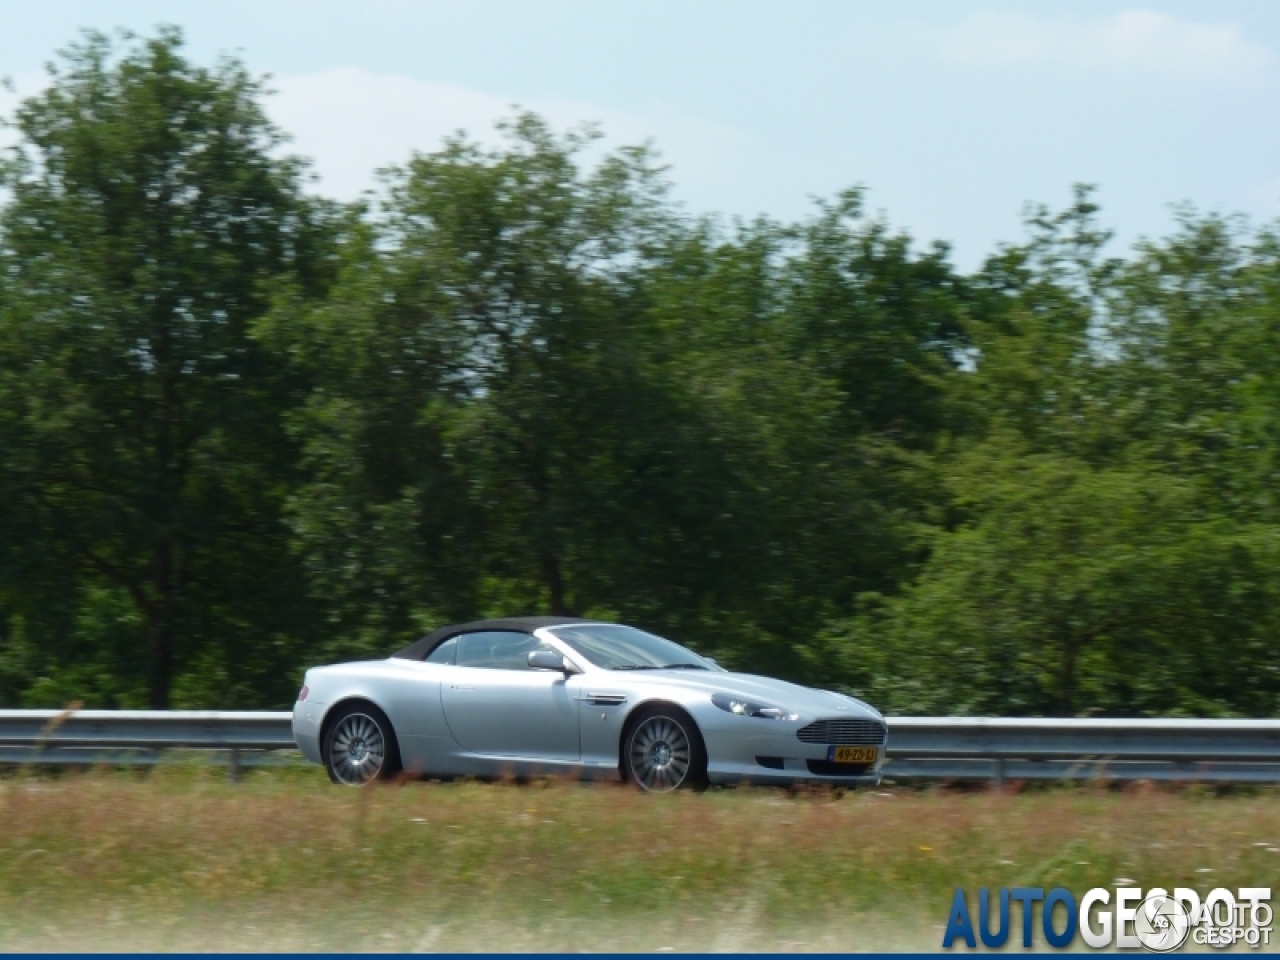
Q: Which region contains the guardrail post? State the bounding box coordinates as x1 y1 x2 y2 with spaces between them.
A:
993 758 1005 789
228 747 242 783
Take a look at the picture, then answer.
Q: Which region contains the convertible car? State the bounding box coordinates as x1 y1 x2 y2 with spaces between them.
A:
293 617 886 790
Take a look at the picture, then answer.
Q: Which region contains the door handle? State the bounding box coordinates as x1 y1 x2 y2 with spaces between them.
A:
450 685 475 691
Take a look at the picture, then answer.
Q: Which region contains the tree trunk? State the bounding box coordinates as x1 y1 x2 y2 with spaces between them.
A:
541 550 573 616
1058 636 1078 718
148 539 174 709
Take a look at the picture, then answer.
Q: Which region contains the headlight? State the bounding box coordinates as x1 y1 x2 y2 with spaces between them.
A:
712 693 798 720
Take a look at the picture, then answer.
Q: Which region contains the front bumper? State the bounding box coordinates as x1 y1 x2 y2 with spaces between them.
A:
700 721 886 787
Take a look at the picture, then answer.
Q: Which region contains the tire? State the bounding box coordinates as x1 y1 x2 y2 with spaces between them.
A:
322 701 401 786
622 705 708 793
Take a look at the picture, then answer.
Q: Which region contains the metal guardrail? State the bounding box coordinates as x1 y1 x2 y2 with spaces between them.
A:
883 717 1280 784
0 710 297 779
3 710 1280 783
0 710 295 750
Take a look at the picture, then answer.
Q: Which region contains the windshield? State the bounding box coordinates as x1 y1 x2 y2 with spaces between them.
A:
550 625 721 672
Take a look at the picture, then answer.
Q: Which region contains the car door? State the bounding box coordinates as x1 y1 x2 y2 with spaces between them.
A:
439 630 581 761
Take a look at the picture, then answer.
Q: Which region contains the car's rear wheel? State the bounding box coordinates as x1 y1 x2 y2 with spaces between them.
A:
623 706 708 792
323 702 400 785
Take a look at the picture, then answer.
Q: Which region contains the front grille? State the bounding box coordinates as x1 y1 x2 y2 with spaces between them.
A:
797 718 886 746
806 759 873 777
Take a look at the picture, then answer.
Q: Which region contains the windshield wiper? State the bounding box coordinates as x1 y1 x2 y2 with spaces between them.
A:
660 663 710 670
611 665 660 671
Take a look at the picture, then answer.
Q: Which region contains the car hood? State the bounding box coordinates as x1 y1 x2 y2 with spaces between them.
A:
613 669 882 720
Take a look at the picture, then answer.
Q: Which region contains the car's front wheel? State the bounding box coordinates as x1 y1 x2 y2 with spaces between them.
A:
623 706 708 792
322 702 400 785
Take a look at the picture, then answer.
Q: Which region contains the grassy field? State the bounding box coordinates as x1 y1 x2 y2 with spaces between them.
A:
0 768 1278 952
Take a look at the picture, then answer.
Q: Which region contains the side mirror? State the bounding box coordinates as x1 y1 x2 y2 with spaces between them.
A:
528 649 574 673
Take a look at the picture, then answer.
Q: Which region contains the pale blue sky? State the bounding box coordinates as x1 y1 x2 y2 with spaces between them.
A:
2 1 1277 268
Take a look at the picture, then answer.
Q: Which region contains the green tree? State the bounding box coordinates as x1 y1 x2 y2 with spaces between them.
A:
631 213 942 673
0 28 334 707
267 116 683 658
271 117 923 674
825 449 1280 716
785 188 965 447
821 194 1280 717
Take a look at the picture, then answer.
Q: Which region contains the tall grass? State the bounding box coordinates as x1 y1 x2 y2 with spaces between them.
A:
0 769 1277 951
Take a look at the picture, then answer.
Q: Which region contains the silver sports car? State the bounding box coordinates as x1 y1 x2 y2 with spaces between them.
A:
292 617 886 791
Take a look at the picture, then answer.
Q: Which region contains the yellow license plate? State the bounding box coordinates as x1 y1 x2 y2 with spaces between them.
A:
828 746 878 764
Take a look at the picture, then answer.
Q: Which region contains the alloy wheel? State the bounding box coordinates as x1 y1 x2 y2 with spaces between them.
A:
628 715 693 792
327 712 386 785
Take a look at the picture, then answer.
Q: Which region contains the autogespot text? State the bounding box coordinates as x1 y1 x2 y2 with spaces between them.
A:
942 886 1272 951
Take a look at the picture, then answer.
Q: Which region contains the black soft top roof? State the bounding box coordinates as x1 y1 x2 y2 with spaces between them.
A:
391 616 604 661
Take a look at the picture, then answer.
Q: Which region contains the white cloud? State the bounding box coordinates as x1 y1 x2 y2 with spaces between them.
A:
268 66 747 202
268 68 512 196
937 8 1273 84
1 64 747 207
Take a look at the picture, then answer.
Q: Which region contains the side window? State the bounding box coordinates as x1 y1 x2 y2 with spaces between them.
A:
455 631 545 671
424 635 457 665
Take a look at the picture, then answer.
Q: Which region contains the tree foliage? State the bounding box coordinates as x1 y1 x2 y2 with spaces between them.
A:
0 28 335 707
2 31 1279 716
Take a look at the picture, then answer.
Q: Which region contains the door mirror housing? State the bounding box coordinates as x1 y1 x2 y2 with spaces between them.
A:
528 649 580 674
